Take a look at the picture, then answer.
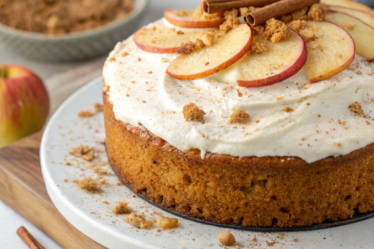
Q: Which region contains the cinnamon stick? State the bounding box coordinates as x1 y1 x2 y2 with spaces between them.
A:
16 226 46 249
203 0 280 14
246 0 320 26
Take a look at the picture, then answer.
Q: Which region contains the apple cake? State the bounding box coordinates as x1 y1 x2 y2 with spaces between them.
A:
103 0 374 227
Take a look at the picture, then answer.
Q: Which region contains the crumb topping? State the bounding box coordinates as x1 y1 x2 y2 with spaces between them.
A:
229 110 250 124
177 41 196 54
77 177 101 192
70 145 96 161
350 102 367 118
112 201 130 214
250 41 268 54
291 7 309 21
239 6 256 17
183 103 206 122
220 9 240 33
299 24 318 42
157 217 179 229
264 18 290 43
177 31 220 54
308 4 325 22
287 20 306 32
252 25 265 35
125 212 153 229
103 85 110 93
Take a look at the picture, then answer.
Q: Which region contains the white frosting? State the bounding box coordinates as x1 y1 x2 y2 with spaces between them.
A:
103 20 374 163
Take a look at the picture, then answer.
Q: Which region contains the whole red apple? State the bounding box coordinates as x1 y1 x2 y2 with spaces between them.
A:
0 65 49 148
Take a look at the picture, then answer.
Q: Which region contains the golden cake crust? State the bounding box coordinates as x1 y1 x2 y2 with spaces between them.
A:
103 93 374 227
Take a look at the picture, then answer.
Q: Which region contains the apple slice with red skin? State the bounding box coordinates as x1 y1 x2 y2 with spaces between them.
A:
164 9 224 29
304 21 355 83
321 0 373 13
327 11 374 59
0 65 49 148
133 26 200 53
166 24 252 80
234 29 307 88
327 6 374 28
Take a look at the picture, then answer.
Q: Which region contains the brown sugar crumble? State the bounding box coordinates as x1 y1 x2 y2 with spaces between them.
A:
299 24 318 42
266 241 276 246
78 110 95 118
264 18 290 43
239 6 256 17
70 145 95 162
218 231 236 246
350 102 367 118
283 107 294 113
157 217 179 229
228 110 250 124
94 103 104 112
103 85 110 93
78 103 104 118
125 212 153 229
287 20 306 32
112 201 130 214
183 103 206 122
77 177 101 192
308 4 325 22
220 9 240 33
250 41 268 54
0 0 133 35
177 31 220 54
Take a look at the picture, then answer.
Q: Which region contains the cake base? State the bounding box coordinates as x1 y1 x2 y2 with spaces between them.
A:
103 94 374 228
112 170 374 231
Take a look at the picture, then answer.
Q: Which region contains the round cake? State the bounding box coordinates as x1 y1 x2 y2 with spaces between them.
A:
102 2 374 227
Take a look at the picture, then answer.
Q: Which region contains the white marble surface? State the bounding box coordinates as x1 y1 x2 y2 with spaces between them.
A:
0 1 198 248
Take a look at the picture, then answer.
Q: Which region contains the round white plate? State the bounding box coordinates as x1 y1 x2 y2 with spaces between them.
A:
41 77 374 249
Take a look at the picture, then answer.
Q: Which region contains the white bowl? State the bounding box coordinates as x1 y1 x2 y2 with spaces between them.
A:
0 0 149 62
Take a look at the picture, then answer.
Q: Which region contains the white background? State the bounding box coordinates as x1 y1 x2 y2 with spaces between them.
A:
0 1 197 248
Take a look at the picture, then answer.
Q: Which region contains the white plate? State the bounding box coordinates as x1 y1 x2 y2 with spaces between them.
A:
40 77 374 249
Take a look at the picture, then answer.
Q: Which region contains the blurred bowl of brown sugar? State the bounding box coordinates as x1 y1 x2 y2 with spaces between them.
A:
0 0 150 62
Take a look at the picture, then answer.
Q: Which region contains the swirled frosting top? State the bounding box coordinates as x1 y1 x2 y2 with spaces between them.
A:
103 20 374 163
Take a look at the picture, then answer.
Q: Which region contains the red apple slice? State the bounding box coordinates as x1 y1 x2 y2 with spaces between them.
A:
235 30 307 88
327 6 374 28
304 21 355 83
166 24 252 80
321 0 373 13
327 12 374 59
133 26 200 53
164 9 224 29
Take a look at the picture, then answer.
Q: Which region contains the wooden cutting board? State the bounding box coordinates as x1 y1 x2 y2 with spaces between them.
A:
0 132 106 249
